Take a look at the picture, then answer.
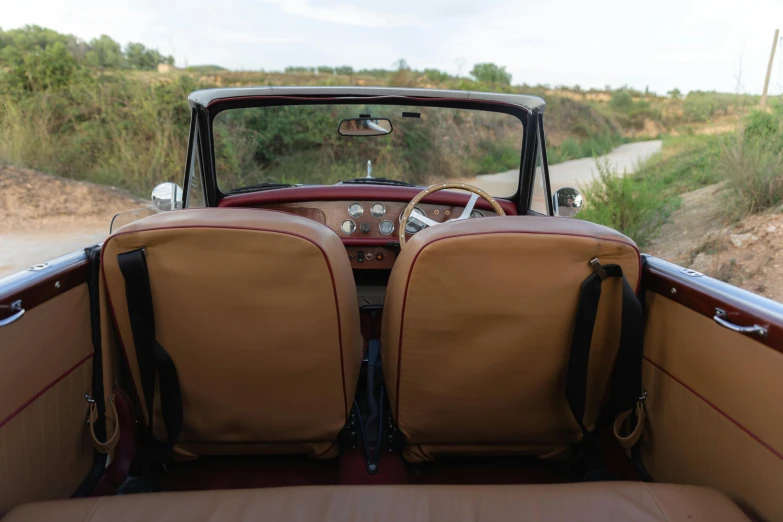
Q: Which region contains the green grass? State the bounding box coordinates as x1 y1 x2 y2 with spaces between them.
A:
578 134 722 247
718 110 783 216
548 133 622 164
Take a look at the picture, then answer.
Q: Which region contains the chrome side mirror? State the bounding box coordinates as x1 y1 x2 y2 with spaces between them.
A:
552 187 583 217
151 182 183 212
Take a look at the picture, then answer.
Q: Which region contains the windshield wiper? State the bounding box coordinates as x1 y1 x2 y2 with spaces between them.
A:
341 178 416 187
225 183 295 194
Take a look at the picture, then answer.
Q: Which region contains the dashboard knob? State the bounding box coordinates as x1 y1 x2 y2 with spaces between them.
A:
360 223 371 233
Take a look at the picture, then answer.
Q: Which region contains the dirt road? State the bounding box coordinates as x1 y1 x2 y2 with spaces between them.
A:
470 140 663 196
0 166 145 277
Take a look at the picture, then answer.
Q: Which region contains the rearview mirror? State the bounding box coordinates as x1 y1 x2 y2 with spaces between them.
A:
338 117 393 137
151 182 183 212
552 187 583 217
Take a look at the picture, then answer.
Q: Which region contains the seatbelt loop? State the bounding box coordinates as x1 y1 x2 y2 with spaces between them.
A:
589 258 608 281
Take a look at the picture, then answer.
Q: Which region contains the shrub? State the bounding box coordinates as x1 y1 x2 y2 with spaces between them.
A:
609 90 634 111
578 158 664 246
719 111 783 215
424 68 451 83
470 63 511 85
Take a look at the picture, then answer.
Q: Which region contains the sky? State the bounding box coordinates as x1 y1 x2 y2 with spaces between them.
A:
3 0 783 95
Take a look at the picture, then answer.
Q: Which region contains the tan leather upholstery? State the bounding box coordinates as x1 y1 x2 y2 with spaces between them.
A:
101 208 362 458
2 482 749 522
0 286 94 516
382 216 640 462
641 292 783 521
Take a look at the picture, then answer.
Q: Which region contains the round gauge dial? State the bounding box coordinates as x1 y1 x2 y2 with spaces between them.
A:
348 203 363 218
469 210 484 218
401 207 427 234
370 203 386 217
341 220 356 235
379 220 395 236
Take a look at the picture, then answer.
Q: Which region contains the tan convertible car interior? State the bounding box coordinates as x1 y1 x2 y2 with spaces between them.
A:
0 88 780 521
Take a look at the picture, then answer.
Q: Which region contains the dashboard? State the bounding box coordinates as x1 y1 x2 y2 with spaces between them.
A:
217 185 516 270
253 200 498 269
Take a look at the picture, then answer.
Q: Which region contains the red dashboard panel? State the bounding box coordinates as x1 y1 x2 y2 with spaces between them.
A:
218 185 518 269
218 185 518 216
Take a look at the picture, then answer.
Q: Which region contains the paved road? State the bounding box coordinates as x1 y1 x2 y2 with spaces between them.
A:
470 140 663 197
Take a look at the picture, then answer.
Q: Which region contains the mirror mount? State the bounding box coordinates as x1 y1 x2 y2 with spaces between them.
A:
151 182 184 212
552 187 583 217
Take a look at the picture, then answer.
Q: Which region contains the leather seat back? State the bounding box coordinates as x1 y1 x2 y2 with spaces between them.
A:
102 209 361 458
382 216 640 462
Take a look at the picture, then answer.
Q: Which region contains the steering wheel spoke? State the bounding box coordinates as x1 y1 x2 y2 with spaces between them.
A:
456 193 480 221
398 182 506 247
409 213 439 228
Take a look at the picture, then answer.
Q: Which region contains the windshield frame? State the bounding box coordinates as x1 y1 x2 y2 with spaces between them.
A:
192 90 545 214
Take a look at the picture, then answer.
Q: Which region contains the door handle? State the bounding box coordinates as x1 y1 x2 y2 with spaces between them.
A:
713 308 767 338
0 300 24 327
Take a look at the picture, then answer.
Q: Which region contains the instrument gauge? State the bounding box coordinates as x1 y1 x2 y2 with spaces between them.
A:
341 220 357 235
370 203 386 217
470 210 484 218
401 207 427 234
348 203 363 218
379 220 395 236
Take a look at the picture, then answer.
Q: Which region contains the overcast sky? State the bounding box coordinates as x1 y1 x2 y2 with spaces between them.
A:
4 0 783 95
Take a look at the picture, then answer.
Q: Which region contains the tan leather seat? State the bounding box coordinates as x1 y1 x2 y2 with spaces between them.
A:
1 482 750 521
101 209 361 458
382 216 641 462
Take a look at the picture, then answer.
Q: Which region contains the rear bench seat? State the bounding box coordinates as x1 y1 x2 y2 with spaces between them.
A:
2 482 750 521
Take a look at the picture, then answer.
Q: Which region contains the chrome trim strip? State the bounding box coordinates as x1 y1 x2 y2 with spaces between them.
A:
644 254 783 324
0 248 93 301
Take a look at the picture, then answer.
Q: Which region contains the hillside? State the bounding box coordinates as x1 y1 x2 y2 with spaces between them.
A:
1 25 769 198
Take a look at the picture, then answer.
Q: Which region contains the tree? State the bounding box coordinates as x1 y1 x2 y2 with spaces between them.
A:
125 42 174 70
667 88 682 99
0 26 82 91
394 58 410 71
470 63 511 85
85 35 124 68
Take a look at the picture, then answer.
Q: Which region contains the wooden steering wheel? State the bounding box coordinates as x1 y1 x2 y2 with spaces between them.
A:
399 182 506 247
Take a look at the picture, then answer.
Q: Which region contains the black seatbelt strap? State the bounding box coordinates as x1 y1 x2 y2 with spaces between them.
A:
117 249 183 461
566 258 644 438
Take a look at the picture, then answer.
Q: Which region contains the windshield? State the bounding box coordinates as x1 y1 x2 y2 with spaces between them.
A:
212 103 524 196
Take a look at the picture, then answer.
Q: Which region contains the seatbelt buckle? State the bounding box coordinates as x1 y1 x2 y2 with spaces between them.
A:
589 258 608 281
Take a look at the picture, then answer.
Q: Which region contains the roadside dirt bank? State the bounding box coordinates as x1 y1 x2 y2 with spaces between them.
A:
0 165 145 276
646 182 783 302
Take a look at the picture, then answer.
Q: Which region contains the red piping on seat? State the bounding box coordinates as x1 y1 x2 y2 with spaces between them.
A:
0 353 93 429
394 229 641 420
643 356 783 461
102 224 351 423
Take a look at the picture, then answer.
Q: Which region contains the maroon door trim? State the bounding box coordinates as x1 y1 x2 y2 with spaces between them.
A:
0 250 90 318
643 255 783 354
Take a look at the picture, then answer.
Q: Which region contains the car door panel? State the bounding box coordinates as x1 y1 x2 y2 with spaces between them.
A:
640 256 783 521
0 253 96 515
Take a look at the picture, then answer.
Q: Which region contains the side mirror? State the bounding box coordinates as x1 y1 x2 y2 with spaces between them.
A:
151 182 183 212
338 117 393 136
552 187 583 217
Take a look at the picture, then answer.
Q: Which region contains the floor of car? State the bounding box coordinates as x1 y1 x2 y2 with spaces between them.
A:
158 431 638 492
